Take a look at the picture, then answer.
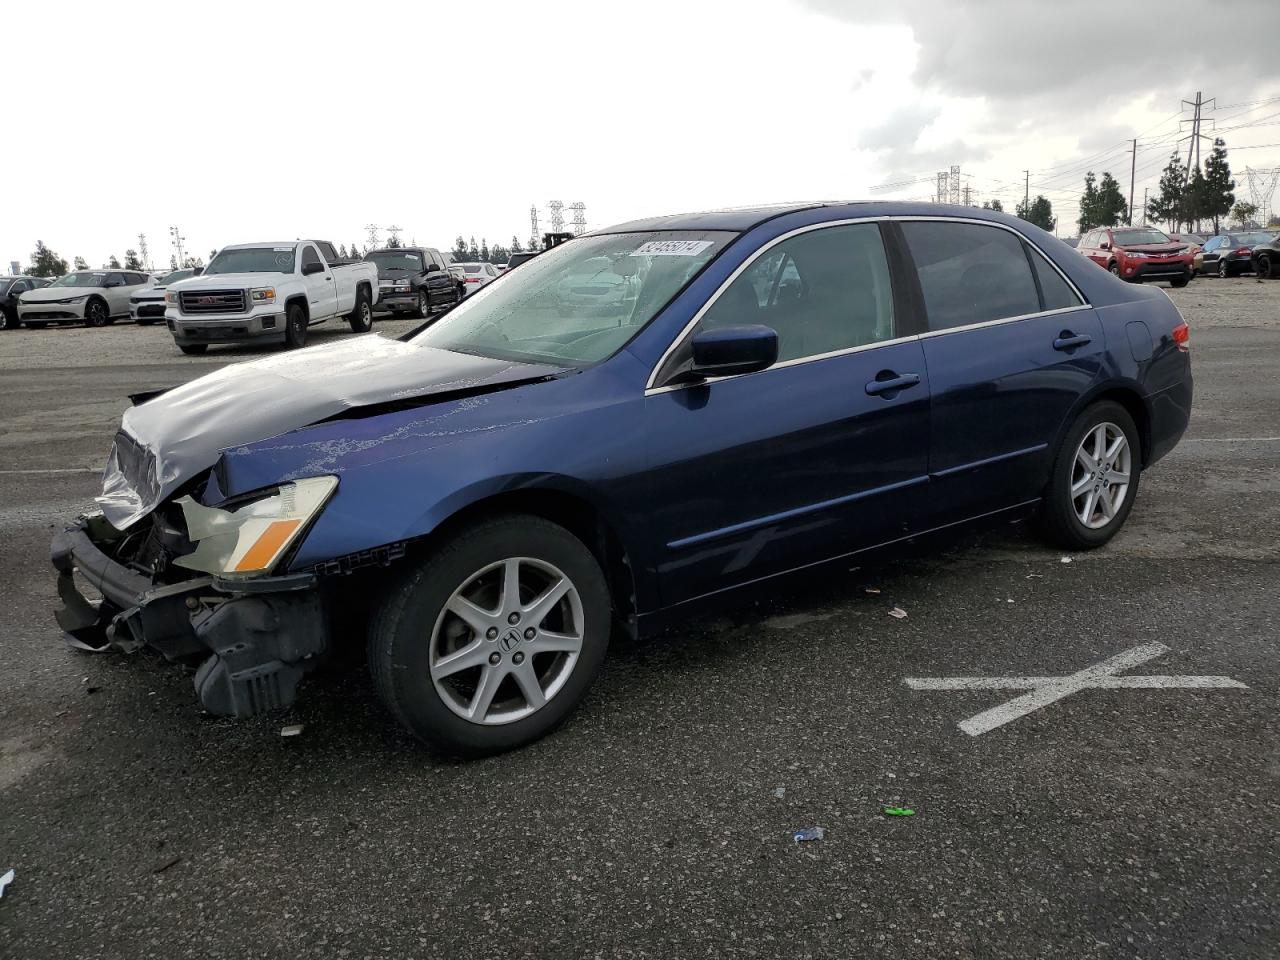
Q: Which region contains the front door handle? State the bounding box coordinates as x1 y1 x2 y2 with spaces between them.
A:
865 371 921 397
1053 332 1092 351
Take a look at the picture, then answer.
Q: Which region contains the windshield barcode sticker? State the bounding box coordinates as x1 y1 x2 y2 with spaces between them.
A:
633 240 714 257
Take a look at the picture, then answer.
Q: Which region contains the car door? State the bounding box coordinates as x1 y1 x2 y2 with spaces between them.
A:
897 219 1105 524
643 221 931 608
102 273 131 314
300 243 336 319
425 252 447 304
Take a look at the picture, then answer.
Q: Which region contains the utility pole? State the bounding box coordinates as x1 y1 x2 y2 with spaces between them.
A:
364 224 380 250
169 226 186 268
962 185 972 206
137 232 150 272
936 171 948 204
1128 138 1137 225
529 205 540 250
1023 170 1030 215
1142 187 1148 225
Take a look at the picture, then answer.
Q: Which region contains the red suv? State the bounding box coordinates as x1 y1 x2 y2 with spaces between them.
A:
1078 226 1194 287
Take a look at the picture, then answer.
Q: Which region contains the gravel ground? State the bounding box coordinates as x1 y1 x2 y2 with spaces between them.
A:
1 277 1277 959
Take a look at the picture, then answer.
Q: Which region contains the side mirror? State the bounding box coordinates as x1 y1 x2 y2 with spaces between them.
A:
686 325 778 380
1099 241 1110 250
425 263 439 273
301 261 325 276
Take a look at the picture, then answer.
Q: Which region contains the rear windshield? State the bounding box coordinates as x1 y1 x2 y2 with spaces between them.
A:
159 269 195 285
411 230 733 366
1234 232 1275 246
204 247 296 275
462 265 484 274
1111 228 1170 245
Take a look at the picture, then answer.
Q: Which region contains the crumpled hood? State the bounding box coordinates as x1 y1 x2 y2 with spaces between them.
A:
98 335 562 529
21 285 102 303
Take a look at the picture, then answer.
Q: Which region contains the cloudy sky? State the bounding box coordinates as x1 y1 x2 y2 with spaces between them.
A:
3 0 1279 271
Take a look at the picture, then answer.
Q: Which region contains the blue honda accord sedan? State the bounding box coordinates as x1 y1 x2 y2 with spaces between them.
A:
52 202 1192 754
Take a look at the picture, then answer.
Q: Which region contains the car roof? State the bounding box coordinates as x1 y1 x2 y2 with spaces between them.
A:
221 241 300 250
369 247 429 254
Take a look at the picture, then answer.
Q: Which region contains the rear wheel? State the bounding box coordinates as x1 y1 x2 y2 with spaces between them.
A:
347 287 373 333
284 302 309 348
85 298 109 327
1257 254 1274 279
0 307 15 331
178 343 208 355
24 321 49 329
1037 400 1141 550
368 514 611 756
1218 259 1230 278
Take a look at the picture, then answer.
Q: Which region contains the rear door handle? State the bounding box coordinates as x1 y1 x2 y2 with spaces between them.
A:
1053 332 1092 351
865 371 921 397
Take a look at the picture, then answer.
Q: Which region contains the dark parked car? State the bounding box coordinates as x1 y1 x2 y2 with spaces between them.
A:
1200 231 1276 277
0 275 51 329
52 203 1192 755
1077 226 1194 286
1248 235 1280 279
505 250 540 270
366 246 463 318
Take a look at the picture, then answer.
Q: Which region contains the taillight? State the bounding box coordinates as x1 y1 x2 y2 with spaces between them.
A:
465 277 481 283
1235 247 1250 256
1172 321 1190 352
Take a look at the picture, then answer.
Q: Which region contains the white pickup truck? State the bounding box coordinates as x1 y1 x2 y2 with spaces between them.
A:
164 240 379 354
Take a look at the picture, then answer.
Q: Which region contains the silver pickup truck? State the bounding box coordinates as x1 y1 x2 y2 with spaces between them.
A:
164 240 379 354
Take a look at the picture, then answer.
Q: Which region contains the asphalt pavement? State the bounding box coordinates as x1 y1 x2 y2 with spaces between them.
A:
1 283 1277 959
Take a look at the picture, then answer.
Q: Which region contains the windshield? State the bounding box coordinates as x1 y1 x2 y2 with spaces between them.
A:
204 247 295 275
1235 232 1274 246
1112 228 1170 246
51 272 107 287
160 269 195 285
411 230 733 365
367 251 424 274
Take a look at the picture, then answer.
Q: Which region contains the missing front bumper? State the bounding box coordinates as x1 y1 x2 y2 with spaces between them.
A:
51 516 328 717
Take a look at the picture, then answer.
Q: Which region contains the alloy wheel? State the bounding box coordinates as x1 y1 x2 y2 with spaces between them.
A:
1258 255 1272 280
1218 259 1228 278
429 557 584 725
86 302 107 326
419 290 430 314
1070 422 1132 530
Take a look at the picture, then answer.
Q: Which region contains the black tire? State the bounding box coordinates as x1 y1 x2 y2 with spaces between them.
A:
1108 261 1121 277
1170 275 1189 288
0 307 16 331
1257 254 1274 280
414 288 430 319
136 318 156 326
284 302 309 348
24 321 49 329
456 282 466 303
1218 259 1230 279
84 298 109 328
1037 400 1142 550
368 514 612 756
178 343 207 355
347 287 373 333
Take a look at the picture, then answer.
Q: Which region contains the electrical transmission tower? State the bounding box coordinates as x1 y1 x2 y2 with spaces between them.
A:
936 171 949 204
1180 91 1216 183
962 185 973 206
137 232 151 271
1244 167 1280 226
548 200 565 234
529 205 540 250
365 223 380 249
948 165 962 205
169 226 186 267
569 202 587 236
386 225 403 246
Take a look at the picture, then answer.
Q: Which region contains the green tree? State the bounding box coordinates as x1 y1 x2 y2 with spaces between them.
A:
511 235 524 254
28 241 69 277
451 235 469 262
467 236 479 261
479 238 490 262
124 249 143 270
168 254 178 271
1185 167 1208 232
1077 172 1099 233
981 199 1004 212
106 254 121 269
352 241 364 258
386 234 402 249
1016 195 1054 231
182 255 204 269
73 256 90 271
338 243 348 259
1198 138 1235 234
1146 153 1187 231
1230 201 1258 227
1095 173 1127 227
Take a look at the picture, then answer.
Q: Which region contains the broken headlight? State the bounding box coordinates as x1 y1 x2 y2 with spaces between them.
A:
173 476 337 578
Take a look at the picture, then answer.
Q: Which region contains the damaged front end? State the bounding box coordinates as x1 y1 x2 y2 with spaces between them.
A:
51 479 335 717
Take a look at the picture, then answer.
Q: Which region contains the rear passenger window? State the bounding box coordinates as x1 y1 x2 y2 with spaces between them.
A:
697 223 895 363
901 222 1042 332
1026 247 1082 311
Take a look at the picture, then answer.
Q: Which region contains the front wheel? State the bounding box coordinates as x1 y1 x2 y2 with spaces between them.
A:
1257 255 1274 280
1170 275 1189 288
368 514 612 756
1218 259 1230 279
1037 400 1141 550
347 288 373 333
415 288 430 319
178 343 207 355
84 299 109 327
284 303 309 348
0 308 16 331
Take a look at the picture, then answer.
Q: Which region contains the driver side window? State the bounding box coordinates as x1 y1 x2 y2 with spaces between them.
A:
301 246 322 272
695 223 896 363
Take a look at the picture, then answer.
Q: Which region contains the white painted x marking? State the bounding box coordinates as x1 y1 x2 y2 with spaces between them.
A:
905 642 1248 736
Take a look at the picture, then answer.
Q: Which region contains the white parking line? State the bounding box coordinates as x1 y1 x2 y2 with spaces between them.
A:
0 468 98 474
1183 437 1280 442
905 642 1249 737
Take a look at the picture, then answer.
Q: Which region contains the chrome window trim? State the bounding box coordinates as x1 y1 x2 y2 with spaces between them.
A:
644 214 1092 396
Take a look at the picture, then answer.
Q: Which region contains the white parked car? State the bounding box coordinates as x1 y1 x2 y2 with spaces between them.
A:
164 240 379 354
18 269 151 328
130 268 200 325
457 261 500 294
